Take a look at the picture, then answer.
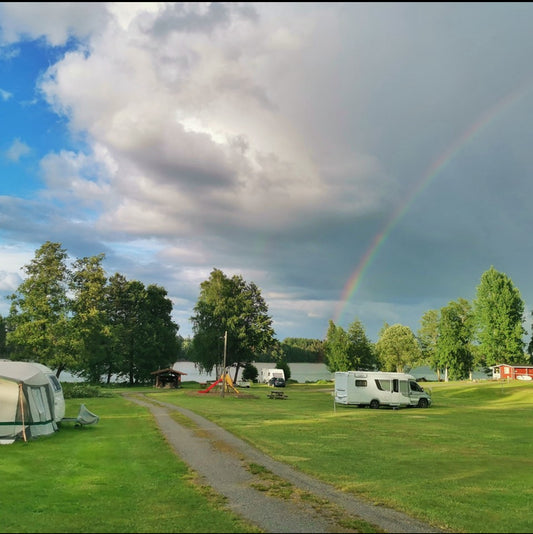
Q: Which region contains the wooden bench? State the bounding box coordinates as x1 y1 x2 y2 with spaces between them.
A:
267 390 288 400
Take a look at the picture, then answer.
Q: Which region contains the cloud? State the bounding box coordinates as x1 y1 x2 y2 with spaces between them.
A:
0 88 12 100
0 2 109 46
2 3 533 342
5 138 30 162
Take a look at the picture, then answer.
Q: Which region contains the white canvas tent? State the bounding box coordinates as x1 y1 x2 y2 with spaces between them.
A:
0 361 60 444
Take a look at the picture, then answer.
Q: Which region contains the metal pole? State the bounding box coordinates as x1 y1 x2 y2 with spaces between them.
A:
221 330 227 398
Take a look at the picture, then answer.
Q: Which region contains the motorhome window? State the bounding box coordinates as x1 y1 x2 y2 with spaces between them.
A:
392 379 399 392
375 379 391 391
410 381 423 392
355 379 367 387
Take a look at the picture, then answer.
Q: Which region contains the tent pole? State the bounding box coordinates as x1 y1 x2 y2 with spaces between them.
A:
18 383 27 443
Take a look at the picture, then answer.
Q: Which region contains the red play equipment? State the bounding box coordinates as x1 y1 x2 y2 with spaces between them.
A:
198 374 239 394
198 377 222 394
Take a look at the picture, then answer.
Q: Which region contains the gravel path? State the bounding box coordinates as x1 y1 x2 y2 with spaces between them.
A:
124 393 447 534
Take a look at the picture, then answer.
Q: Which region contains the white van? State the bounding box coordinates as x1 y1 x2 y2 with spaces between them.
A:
334 371 431 409
260 368 285 384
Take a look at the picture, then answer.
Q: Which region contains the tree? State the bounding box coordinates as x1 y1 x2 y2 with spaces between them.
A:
190 268 276 381
69 254 112 382
0 315 6 358
474 266 526 366
436 299 474 381
346 318 377 370
324 320 351 372
105 275 179 385
324 319 375 372
135 283 180 380
375 324 420 372
417 309 441 379
275 360 291 382
280 338 325 362
6 241 75 377
241 362 259 382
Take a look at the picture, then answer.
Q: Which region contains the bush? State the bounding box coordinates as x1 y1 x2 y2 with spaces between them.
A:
275 361 291 381
242 363 259 382
61 382 107 399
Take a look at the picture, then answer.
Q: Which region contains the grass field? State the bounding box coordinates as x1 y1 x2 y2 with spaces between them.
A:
1 379 531 533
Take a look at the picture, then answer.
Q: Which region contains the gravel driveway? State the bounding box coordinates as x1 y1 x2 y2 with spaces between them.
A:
124 393 447 534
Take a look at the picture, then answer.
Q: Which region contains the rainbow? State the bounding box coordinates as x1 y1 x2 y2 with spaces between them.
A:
332 81 532 326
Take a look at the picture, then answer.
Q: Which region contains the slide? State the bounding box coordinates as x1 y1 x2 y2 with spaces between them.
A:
198 377 222 394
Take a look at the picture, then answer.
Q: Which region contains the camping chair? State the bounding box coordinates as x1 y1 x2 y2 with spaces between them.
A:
61 404 100 427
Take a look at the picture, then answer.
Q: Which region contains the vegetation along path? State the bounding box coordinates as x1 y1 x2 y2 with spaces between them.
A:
124 393 447 534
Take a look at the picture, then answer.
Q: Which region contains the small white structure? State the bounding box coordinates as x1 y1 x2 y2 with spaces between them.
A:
334 371 432 409
0 360 66 444
260 368 285 384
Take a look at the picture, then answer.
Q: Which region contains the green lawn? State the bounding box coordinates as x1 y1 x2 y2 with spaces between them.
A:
1 379 531 533
0 394 260 533
147 379 533 533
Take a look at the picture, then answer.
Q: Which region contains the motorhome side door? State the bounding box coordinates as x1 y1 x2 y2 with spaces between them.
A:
391 378 410 405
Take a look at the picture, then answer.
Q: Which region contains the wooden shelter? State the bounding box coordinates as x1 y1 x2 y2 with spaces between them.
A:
151 368 187 388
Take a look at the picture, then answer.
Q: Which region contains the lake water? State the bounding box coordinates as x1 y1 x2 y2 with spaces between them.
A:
173 361 334 383
60 362 491 383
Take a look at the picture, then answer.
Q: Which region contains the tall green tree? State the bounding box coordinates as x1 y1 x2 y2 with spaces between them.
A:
324 320 351 372
135 283 180 380
104 273 132 383
436 298 474 381
190 268 276 381
69 254 112 382
0 315 6 358
347 318 376 370
418 309 441 379
375 324 420 372
474 266 526 366
324 319 375 372
105 276 179 385
6 241 75 377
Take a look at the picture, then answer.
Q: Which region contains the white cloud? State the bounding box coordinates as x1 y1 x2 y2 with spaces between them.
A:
0 2 109 46
2 3 533 342
0 88 12 100
5 138 30 162
35 2 391 245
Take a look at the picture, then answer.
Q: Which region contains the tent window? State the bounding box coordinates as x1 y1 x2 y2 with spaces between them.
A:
47 375 62 392
33 388 46 416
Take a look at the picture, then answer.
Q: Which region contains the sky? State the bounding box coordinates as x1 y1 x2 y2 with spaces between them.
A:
1 2 533 344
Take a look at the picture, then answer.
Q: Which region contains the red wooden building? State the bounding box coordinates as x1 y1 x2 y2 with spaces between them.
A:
490 364 533 381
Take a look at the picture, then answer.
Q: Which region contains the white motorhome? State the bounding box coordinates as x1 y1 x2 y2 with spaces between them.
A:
334 371 432 409
260 368 285 384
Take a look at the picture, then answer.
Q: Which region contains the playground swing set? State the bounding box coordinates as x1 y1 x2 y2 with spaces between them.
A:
198 373 240 394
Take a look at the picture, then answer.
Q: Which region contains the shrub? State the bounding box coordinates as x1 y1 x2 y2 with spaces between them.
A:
242 363 259 382
61 382 107 399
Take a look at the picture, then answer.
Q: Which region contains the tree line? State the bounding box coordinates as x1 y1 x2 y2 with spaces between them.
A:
324 266 531 380
1 241 530 383
1 242 180 384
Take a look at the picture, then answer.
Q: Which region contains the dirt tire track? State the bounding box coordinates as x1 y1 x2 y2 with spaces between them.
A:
124 393 447 534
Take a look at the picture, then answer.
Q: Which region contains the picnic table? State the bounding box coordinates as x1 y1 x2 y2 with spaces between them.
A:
267 390 288 400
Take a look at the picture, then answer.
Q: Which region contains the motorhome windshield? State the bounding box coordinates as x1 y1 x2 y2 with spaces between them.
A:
409 381 424 392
